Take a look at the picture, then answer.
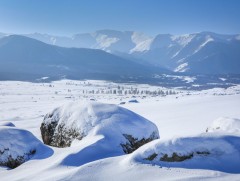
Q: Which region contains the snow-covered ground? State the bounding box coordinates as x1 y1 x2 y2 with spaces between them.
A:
0 80 240 180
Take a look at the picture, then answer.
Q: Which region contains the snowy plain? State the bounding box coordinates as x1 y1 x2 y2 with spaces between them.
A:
0 79 240 180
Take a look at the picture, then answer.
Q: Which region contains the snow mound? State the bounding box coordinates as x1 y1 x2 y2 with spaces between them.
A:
206 117 240 134
0 122 15 127
41 101 159 153
0 126 48 168
129 133 240 173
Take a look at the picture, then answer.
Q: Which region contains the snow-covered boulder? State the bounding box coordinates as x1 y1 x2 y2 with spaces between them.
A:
206 117 240 134
0 126 46 168
130 133 240 173
40 101 159 153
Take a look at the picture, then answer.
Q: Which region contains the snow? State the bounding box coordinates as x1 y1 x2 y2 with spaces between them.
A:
206 117 240 134
219 77 227 81
0 122 15 127
131 31 150 45
172 34 196 47
174 62 189 72
94 34 119 50
40 77 49 80
0 80 240 180
0 126 51 167
50 37 56 45
130 38 153 53
43 101 159 147
129 133 240 173
161 74 195 83
194 35 214 53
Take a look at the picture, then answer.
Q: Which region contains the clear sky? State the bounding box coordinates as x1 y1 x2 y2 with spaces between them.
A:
0 0 239 36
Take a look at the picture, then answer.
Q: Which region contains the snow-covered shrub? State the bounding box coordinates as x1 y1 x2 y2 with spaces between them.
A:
41 101 159 153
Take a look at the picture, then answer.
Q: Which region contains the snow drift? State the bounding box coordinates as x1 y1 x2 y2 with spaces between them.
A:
41 101 159 154
206 117 240 134
0 122 15 127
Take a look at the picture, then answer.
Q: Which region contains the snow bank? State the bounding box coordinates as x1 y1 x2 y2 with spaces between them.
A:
0 126 49 168
129 116 240 173
41 101 159 153
206 117 240 134
0 122 15 127
129 133 240 173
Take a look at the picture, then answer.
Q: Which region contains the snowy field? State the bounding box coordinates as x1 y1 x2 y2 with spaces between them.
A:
0 80 240 180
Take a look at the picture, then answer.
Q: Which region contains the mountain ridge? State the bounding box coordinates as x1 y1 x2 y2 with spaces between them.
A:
0 35 167 81
0 30 240 74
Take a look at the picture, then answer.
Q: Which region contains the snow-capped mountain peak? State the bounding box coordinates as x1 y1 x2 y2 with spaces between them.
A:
0 30 239 74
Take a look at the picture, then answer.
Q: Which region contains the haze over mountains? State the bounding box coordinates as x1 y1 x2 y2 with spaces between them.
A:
0 30 240 82
0 35 166 81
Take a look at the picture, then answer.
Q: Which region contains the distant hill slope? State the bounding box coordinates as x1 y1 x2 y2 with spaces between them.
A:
0 35 167 81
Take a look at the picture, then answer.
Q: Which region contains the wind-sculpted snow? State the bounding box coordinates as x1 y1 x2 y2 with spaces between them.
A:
0 126 52 168
1 81 240 180
206 117 240 134
0 122 15 127
41 101 159 156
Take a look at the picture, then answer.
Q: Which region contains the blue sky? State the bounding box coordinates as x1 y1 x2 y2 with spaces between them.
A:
0 0 239 36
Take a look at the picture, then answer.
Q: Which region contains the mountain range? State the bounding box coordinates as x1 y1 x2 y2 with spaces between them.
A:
0 35 166 81
0 30 240 81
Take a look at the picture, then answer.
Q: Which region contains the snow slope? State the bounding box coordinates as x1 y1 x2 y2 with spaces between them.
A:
0 80 240 180
206 117 240 134
131 32 240 73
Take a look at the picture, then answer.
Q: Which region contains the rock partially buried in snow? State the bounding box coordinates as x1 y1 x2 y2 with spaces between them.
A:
206 117 240 134
0 126 45 168
40 101 159 153
130 133 240 173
